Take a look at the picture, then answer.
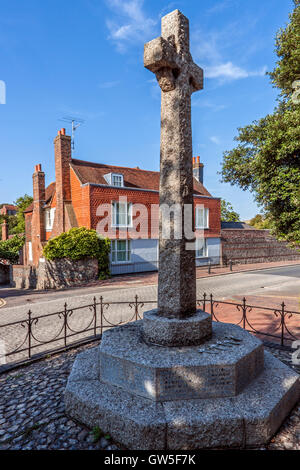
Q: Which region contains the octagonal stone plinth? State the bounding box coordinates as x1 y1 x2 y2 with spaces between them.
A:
143 309 212 346
99 322 264 401
65 346 299 450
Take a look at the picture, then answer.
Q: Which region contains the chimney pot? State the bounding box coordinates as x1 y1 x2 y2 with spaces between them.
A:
192 157 196 165
197 156 200 163
61 128 66 136
58 130 61 135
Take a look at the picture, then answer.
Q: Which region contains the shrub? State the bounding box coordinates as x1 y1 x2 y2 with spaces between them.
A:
43 227 111 278
0 235 25 264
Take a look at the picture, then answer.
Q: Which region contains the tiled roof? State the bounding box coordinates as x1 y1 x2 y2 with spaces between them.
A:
221 222 256 230
1 204 17 211
24 182 56 214
71 159 212 197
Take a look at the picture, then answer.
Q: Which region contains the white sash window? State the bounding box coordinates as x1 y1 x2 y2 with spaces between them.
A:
195 207 209 229
195 238 208 258
112 202 132 227
111 240 131 263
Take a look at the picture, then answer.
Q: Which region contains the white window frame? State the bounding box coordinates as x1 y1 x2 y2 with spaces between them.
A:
195 207 209 229
45 207 56 231
111 174 124 187
111 240 132 264
195 238 208 258
112 201 132 228
104 173 124 187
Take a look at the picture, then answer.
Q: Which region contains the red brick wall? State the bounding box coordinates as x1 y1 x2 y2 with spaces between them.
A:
70 168 91 228
51 131 72 236
195 197 221 239
88 185 221 240
31 167 46 265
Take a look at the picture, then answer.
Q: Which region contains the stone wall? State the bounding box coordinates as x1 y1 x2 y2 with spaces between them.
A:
0 264 10 284
222 229 300 265
10 265 37 289
10 258 99 290
36 258 98 290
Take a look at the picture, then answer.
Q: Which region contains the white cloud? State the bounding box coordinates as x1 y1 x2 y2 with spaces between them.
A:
192 24 267 85
98 80 120 89
205 62 267 81
193 98 227 112
210 136 221 145
105 0 157 52
205 0 235 15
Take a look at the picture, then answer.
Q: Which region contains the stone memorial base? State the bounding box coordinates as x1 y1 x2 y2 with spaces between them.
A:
65 316 299 450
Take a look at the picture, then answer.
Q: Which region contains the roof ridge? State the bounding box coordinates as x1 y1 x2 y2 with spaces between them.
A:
71 158 159 174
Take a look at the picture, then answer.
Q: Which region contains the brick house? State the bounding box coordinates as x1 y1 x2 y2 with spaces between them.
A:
1 204 18 241
24 129 221 274
0 204 18 216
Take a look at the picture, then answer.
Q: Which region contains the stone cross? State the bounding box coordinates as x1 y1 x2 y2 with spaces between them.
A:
144 10 203 319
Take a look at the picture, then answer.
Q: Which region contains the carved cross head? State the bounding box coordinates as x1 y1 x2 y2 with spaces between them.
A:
144 10 203 94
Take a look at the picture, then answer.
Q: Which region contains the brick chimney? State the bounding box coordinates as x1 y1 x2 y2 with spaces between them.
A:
52 128 72 236
193 156 204 184
1 221 8 241
31 164 45 265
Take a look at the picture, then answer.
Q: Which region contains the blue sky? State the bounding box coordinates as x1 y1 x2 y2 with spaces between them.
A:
0 0 294 219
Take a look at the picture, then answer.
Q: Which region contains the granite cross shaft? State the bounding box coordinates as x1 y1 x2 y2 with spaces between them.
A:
144 10 203 319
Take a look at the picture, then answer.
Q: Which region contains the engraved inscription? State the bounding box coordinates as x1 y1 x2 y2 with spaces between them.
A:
198 336 243 355
157 366 235 400
101 355 154 397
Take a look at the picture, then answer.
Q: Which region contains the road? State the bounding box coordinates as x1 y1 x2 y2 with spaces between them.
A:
0 265 299 365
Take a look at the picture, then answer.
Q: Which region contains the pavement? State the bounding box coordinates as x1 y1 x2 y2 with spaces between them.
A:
0 262 299 365
0 259 300 309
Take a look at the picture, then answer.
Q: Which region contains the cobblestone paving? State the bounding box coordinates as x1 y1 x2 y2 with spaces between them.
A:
0 341 299 450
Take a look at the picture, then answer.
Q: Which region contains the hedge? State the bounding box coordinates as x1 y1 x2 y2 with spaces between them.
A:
43 227 111 278
0 235 25 264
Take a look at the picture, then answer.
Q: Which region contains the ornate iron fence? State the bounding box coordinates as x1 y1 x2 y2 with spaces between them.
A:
0 293 299 372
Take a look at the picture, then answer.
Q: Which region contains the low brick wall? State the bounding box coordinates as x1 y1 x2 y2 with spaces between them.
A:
10 258 99 290
222 229 300 265
0 264 10 284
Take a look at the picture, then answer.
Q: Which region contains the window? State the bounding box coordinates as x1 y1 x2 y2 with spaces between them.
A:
112 174 124 187
111 240 131 263
195 207 209 229
104 173 124 187
112 202 132 227
195 238 208 258
45 208 56 231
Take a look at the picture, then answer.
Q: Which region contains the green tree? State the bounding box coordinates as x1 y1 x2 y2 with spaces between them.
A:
11 194 33 235
221 1 300 244
248 214 273 230
220 199 240 222
0 235 25 264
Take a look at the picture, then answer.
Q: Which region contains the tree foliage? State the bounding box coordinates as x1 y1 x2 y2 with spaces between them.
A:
248 214 273 230
43 227 111 278
220 199 240 222
221 1 300 243
0 235 25 264
11 194 33 235
0 194 33 239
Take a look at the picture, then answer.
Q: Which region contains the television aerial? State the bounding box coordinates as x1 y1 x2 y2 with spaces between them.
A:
59 116 85 152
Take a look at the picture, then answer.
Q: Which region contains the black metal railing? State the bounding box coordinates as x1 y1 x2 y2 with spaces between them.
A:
0 294 299 372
